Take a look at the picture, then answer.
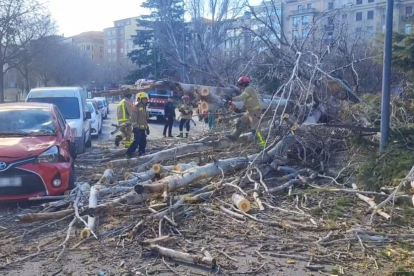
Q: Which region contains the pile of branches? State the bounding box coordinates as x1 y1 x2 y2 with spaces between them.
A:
2 99 414 275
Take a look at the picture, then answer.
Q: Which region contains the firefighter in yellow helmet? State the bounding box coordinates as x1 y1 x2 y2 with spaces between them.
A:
226 76 265 147
115 94 133 148
126 92 149 158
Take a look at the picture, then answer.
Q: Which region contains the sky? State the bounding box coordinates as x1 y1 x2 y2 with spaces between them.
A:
43 0 146 37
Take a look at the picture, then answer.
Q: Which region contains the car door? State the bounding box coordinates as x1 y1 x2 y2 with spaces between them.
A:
54 108 72 161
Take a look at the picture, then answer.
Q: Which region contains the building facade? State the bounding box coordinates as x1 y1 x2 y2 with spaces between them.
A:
66 31 104 66
282 0 414 41
104 16 148 71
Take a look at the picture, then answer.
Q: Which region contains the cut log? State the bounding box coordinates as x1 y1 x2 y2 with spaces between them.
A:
149 244 217 268
97 169 115 185
134 156 269 195
80 185 100 239
232 194 251 212
18 209 74 223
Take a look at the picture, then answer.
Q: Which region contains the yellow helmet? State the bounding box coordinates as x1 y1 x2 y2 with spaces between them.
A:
136 92 149 101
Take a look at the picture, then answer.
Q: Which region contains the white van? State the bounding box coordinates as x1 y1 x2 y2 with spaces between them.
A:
26 87 92 154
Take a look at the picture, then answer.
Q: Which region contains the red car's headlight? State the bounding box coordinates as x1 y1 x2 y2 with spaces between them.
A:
35 146 59 163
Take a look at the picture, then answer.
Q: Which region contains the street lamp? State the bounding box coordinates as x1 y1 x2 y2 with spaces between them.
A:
380 0 394 152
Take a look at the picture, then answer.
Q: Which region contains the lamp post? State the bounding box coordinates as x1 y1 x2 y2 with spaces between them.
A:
380 0 394 152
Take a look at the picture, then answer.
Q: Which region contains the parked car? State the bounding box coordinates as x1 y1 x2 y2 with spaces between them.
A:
88 99 105 122
87 101 102 137
0 103 76 201
94 97 109 115
94 98 107 119
26 87 92 154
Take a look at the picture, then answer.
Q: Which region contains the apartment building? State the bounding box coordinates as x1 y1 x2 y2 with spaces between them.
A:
104 16 149 70
221 1 283 57
66 31 104 65
283 0 414 41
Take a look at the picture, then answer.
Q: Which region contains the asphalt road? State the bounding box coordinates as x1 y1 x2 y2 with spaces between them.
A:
96 103 207 143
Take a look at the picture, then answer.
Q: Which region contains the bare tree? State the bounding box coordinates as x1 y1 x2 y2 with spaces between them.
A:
0 0 55 102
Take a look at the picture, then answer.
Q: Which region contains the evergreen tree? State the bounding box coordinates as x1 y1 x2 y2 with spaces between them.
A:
127 0 186 83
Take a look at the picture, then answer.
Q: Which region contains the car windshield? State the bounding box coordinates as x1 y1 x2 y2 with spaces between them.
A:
96 100 104 108
0 108 55 136
28 97 80 120
87 102 95 113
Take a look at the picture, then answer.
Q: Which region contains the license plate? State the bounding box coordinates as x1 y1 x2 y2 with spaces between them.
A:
0 177 22 187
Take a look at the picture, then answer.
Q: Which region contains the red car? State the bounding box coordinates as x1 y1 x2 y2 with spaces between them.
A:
0 103 76 201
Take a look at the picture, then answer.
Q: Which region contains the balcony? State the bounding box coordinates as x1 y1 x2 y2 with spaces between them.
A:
402 14 414 22
291 8 318 15
325 24 335 31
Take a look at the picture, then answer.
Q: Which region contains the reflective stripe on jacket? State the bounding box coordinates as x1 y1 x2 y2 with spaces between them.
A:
233 86 261 112
131 102 149 129
117 99 133 123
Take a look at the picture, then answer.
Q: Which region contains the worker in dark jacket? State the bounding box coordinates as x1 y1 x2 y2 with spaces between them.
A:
163 96 176 138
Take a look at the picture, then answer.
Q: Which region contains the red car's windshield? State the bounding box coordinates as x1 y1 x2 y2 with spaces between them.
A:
0 108 55 136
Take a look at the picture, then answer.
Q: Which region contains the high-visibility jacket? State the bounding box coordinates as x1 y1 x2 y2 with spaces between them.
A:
179 103 193 120
117 99 133 123
233 86 262 112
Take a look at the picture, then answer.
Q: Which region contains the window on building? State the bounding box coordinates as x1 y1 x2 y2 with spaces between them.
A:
107 49 111 54
356 27 362 33
106 31 111 36
356 0 362 4
307 3 312 9
113 56 117 62
342 13 348 20
407 6 413 15
367 26 374 35
298 5 302 10
120 29 124 35
86 46 90 50
112 39 116 45
100 47 103 51
328 17 334 25
405 24 412 34
367 10 374 20
120 48 124 53
293 16 299 27
368 0 374 2
111 30 115 35
327 32 334 39
356 12 362 21
302 28 310 38
293 30 299 38
328 2 334 10
107 40 112 46
302 16 310 25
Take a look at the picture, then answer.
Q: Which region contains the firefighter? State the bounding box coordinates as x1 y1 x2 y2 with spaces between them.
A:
163 96 176 138
126 92 149 158
226 76 265 147
177 95 193 138
115 94 133 148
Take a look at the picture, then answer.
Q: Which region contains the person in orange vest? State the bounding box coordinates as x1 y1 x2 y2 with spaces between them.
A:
115 94 133 148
